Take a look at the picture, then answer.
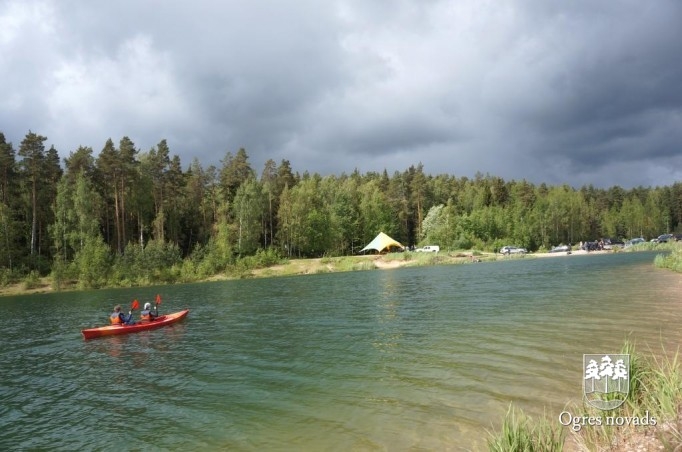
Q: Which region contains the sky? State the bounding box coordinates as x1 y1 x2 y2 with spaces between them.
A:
1 0 681 189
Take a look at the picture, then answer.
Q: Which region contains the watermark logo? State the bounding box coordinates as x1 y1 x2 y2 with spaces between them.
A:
559 353 655 431
583 354 629 410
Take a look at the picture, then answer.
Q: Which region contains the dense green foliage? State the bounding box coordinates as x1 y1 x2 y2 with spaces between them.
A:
0 130 680 288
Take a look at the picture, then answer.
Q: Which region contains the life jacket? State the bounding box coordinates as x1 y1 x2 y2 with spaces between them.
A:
140 310 151 322
110 312 123 324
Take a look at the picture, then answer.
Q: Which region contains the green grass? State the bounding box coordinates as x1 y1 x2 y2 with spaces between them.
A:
316 256 377 272
623 241 675 253
654 243 682 272
487 405 565 452
353 260 377 271
643 351 681 432
403 252 448 266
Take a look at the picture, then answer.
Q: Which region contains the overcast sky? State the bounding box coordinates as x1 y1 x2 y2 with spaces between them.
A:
1 0 681 189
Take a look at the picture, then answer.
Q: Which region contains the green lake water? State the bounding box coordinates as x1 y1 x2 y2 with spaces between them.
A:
1 251 681 451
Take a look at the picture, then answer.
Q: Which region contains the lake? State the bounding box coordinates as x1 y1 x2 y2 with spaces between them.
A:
1 251 680 451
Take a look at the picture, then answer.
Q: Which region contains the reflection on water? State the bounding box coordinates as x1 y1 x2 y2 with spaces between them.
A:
1 251 681 451
373 270 402 355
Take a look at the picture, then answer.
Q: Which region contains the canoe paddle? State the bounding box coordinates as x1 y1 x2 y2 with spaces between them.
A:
129 299 140 324
154 294 161 317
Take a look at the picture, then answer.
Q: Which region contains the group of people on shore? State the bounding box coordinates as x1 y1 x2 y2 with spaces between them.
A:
579 238 621 251
110 301 158 325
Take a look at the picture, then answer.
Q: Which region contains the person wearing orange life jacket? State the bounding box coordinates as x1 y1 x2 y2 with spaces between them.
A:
110 305 133 325
139 302 157 322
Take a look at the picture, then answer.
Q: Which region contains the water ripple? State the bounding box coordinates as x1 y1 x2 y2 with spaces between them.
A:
1 252 680 450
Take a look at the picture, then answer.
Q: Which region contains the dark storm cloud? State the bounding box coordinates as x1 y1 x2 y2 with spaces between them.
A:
1 0 681 188
477 0 682 183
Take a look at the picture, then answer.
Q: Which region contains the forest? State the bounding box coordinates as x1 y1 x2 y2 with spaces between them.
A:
1 130 680 289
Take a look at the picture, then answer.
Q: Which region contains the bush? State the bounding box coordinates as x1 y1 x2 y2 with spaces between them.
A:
22 270 41 290
75 237 112 289
452 233 474 251
196 254 223 279
254 248 286 267
111 240 183 286
50 258 78 291
654 245 682 272
0 267 11 287
178 260 199 283
228 248 286 275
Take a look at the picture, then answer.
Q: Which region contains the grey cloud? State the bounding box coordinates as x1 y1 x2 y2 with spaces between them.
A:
1 0 681 188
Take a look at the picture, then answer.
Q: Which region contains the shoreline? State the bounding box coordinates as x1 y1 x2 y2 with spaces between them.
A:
0 248 619 298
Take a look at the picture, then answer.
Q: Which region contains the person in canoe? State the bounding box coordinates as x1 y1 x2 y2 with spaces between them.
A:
110 305 134 325
139 302 158 322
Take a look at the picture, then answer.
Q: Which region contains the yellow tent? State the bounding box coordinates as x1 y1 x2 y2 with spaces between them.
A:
360 232 404 253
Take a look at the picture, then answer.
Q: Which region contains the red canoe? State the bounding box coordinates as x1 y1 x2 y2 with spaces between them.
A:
81 309 189 340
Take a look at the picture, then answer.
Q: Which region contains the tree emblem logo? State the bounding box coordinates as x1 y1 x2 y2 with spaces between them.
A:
583 354 629 410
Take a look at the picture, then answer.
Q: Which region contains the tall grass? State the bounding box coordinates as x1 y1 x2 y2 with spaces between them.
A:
622 241 671 252
315 256 377 272
487 405 565 452
407 252 448 266
654 243 682 272
488 339 682 451
646 351 681 418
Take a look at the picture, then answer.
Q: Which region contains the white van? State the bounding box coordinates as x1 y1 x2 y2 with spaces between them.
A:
416 245 440 253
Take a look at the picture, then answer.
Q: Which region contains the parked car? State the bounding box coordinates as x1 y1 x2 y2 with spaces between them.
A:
416 245 440 253
549 245 571 253
602 238 625 250
581 241 600 251
499 246 527 255
657 233 674 243
624 237 646 248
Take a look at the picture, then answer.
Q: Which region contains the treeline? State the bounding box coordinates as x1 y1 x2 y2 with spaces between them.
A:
0 130 680 288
